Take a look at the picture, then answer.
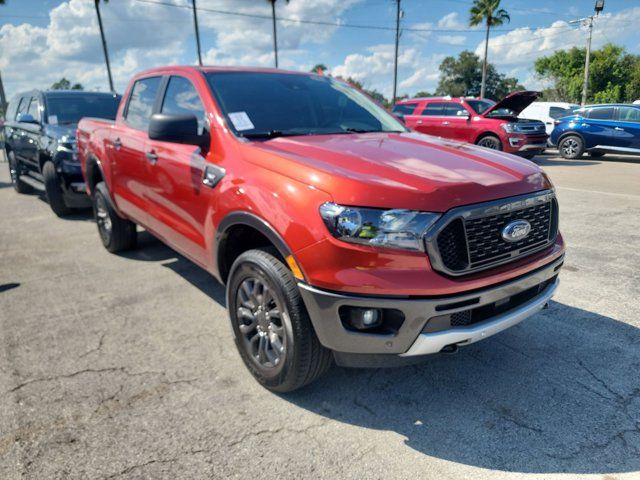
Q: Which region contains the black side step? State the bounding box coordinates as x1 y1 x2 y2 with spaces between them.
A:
20 174 45 192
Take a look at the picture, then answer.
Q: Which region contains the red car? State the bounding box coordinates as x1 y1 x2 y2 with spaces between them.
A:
393 91 548 159
78 67 564 392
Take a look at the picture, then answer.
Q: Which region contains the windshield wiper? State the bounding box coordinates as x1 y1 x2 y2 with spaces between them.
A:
240 130 305 139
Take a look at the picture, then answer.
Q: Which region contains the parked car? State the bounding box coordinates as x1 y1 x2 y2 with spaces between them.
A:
3 90 120 216
550 103 640 159
519 101 579 137
393 91 548 159
78 67 564 392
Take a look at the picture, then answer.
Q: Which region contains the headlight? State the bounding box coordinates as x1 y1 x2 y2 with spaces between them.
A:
319 202 440 251
501 123 517 133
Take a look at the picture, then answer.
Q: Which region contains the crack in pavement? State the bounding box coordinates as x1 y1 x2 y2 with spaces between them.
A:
227 420 328 448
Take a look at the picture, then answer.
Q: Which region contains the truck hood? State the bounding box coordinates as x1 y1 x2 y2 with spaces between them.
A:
44 123 77 141
483 91 540 117
247 132 551 212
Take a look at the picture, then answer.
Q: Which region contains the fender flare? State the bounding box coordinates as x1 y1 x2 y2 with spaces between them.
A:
215 211 294 280
85 154 106 195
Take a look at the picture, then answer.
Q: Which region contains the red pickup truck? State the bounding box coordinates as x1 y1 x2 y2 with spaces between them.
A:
393 91 548 158
78 66 564 392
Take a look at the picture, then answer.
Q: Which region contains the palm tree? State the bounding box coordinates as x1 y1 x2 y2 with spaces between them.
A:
94 0 114 92
266 0 289 68
469 0 509 99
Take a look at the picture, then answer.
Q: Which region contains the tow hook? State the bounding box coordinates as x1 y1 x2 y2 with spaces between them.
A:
440 344 459 354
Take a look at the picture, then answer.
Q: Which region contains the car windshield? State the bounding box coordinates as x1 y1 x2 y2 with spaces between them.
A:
45 94 121 124
205 72 406 138
466 99 495 115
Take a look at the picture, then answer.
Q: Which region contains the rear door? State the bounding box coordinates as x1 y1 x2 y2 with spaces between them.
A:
22 96 43 169
111 76 162 226
614 106 640 151
11 96 31 163
414 102 448 136
145 74 214 263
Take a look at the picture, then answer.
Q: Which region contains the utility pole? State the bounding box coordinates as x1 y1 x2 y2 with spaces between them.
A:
392 0 401 104
0 72 7 119
192 0 202 66
271 1 279 68
94 0 114 92
572 0 605 105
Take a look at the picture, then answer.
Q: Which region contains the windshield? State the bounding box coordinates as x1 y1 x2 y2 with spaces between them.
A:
205 72 406 138
466 99 495 115
45 94 121 124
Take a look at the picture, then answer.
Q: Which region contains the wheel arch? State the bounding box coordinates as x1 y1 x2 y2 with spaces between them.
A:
85 154 106 196
474 131 501 144
215 212 295 284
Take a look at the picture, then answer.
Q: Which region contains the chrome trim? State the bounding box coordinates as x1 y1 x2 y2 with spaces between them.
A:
401 278 558 356
593 145 640 154
424 190 556 277
518 143 547 151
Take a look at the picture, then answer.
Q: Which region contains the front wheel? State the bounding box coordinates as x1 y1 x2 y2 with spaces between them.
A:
227 249 332 392
93 182 137 253
558 135 585 159
476 135 502 151
43 161 71 217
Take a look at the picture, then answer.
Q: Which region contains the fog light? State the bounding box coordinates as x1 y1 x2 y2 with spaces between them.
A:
346 307 382 330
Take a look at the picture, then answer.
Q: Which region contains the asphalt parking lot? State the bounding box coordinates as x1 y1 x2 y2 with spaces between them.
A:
0 151 639 479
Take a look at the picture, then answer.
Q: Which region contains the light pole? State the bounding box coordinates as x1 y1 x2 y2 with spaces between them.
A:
572 0 605 105
392 0 402 105
192 0 202 66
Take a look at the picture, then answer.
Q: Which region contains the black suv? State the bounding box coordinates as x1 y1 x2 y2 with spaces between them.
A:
3 90 120 216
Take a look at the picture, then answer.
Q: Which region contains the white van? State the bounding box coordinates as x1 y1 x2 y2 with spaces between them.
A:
519 101 579 136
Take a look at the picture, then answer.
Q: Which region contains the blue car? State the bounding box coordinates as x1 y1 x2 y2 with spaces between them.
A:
550 103 640 159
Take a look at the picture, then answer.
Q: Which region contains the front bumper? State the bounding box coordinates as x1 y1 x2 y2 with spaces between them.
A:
504 134 548 154
298 254 563 363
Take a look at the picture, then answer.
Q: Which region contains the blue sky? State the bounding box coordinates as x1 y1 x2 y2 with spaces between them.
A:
2 0 639 100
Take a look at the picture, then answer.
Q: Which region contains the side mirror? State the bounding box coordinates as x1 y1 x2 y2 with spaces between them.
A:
17 113 39 124
456 110 470 119
148 113 208 147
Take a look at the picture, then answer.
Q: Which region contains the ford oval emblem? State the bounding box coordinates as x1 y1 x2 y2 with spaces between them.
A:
501 220 531 243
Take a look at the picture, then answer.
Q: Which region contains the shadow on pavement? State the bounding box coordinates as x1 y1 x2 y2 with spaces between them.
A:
285 301 640 475
534 158 600 167
118 231 226 307
0 181 14 189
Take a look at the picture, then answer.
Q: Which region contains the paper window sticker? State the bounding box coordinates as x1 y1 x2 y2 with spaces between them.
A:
48 115 58 125
228 112 255 131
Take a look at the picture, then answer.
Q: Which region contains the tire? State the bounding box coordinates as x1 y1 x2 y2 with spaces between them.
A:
558 135 585 159
7 151 33 194
93 182 137 253
42 161 71 217
588 150 605 158
227 249 332 392
476 134 502 151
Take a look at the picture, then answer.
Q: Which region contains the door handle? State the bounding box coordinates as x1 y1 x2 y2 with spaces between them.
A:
416 120 423 124
202 164 226 188
442 121 450 125
145 150 158 165
113 138 122 150
614 127 624 131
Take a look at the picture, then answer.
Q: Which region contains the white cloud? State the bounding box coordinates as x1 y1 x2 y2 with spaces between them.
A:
407 12 468 47
475 7 640 68
332 44 444 97
436 35 466 46
0 0 191 97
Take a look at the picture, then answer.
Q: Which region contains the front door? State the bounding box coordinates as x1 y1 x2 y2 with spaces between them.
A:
413 102 449 137
144 75 215 264
441 103 474 142
615 106 640 151
110 76 163 226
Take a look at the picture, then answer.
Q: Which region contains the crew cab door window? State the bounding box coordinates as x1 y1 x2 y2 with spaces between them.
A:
16 97 29 119
160 76 206 135
26 97 40 121
617 106 640 123
443 104 467 116
124 76 162 131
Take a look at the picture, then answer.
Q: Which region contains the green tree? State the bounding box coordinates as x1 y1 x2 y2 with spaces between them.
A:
310 64 328 75
535 43 640 103
435 50 523 100
469 0 510 99
51 78 84 90
413 91 432 98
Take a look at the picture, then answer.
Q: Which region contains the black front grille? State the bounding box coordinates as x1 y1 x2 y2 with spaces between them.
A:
432 194 558 275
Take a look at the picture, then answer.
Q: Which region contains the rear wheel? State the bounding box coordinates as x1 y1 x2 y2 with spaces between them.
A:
476 134 502 151
227 249 332 392
93 182 137 253
43 161 71 217
7 151 33 194
558 135 584 159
